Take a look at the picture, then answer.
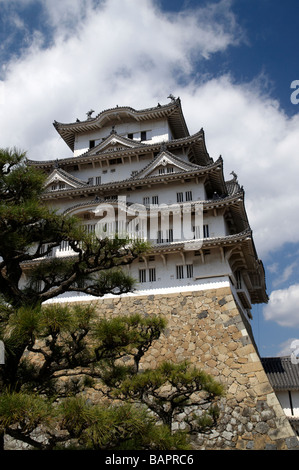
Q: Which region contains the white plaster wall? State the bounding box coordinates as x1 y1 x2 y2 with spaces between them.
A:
58 201 227 241
291 391 299 416
46 180 210 220
276 392 291 417
43 279 232 304
124 182 206 206
127 250 231 291
67 153 196 186
67 158 152 184
277 391 299 417
20 245 232 306
201 212 226 238
74 118 171 157
31 242 230 292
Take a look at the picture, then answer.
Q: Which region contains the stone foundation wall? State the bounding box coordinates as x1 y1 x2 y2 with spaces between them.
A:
85 285 298 450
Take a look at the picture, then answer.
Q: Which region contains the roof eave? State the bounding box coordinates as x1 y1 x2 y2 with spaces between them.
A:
40 162 224 200
53 98 190 151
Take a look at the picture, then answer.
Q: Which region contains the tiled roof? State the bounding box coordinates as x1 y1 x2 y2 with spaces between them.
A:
261 357 299 390
130 148 205 179
225 177 242 196
52 168 88 187
41 157 226 200
53 98 190 150
28 129 211 168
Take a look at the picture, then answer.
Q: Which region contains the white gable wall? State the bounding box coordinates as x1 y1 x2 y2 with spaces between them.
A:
74 118 172 157
68 158 151 184
66 155 198 186
276 391 299 418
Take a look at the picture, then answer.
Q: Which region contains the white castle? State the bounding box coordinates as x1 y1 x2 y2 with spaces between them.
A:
29 96 267 319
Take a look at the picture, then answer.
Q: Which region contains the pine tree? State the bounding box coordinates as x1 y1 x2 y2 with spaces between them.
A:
0 148 224 450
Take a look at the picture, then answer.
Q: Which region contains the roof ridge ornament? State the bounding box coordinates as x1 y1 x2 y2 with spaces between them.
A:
230 170 238 181
160 141 167 152
86 109 95 120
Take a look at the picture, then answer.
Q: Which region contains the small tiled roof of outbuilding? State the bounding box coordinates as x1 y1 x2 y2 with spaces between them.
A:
261 357 299 390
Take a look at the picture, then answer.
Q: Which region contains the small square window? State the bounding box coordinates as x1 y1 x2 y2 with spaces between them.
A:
177 192 184 203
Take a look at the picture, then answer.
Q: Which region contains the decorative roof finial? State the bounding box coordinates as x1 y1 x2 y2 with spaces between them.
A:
160 141 167 152
86 109 95 120
230 171 238 181
167 94 176 102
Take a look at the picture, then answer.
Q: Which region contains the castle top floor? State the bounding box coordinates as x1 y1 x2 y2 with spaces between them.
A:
53 96 191 158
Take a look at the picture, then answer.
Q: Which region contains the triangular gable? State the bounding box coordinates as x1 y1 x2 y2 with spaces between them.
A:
88 132 145 156
44 168 88 192
132 150 202 180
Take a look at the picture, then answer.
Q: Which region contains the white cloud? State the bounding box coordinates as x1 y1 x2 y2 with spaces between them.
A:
263 284 299 328
268 263 279 274
0 0 241 158
272 262 297 287
176 77 299 257
276 338 299 357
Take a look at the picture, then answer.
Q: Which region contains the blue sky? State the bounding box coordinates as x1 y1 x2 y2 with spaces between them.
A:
1 0 299 357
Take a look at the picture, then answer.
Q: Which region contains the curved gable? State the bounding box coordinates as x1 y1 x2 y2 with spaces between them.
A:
132 150 203 179
44 168 88 192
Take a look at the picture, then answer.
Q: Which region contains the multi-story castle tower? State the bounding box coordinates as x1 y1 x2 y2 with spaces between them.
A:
29 97 266 315
28 97 298 449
